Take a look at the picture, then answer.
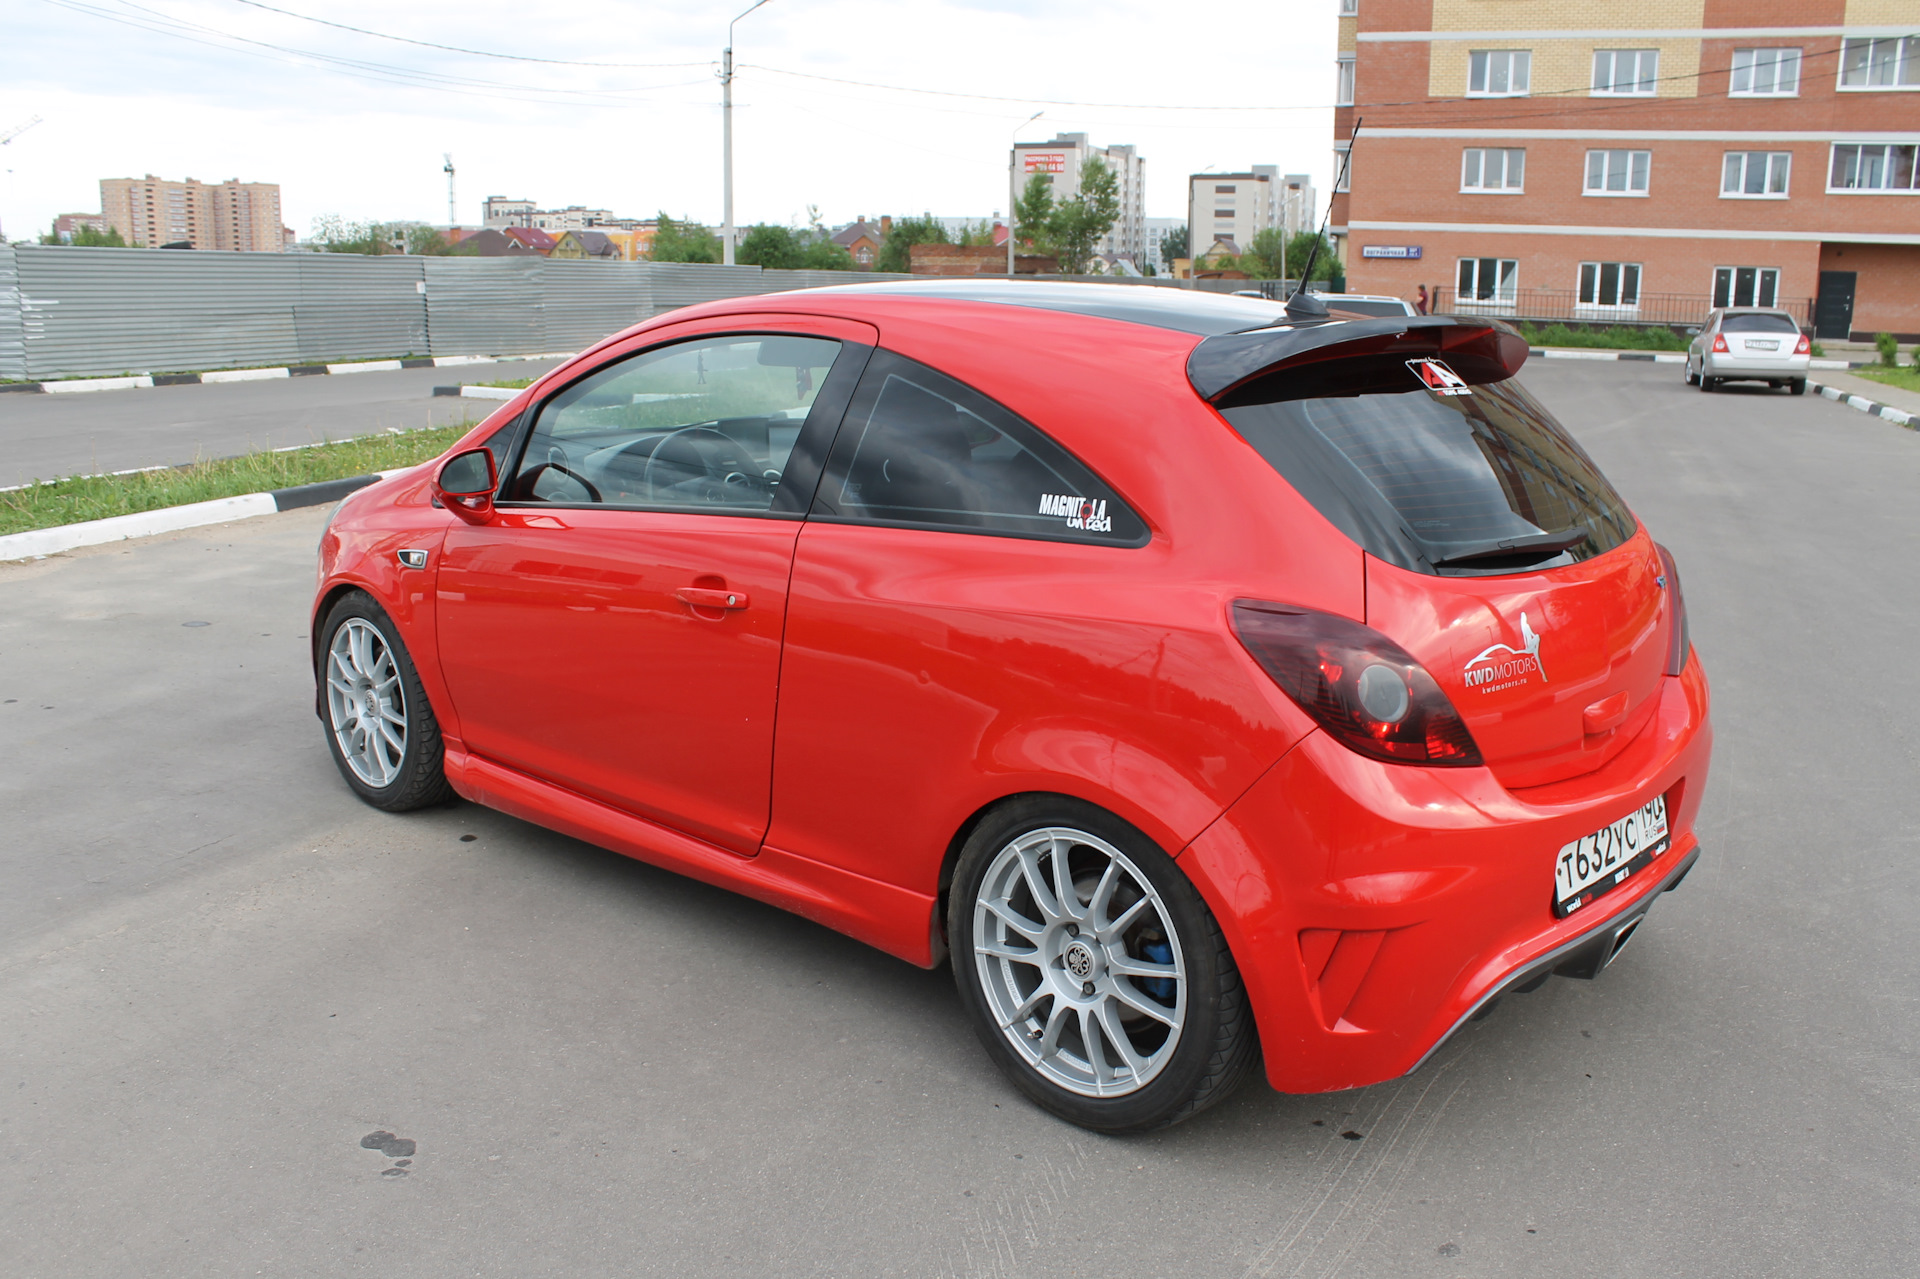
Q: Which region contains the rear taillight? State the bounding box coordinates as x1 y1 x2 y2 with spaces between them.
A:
1711 334 1729 353
1231 601 1483 767
1794 332 1811 355
1655 544 1690 676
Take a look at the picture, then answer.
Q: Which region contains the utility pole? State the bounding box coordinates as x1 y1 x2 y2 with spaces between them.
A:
721 0 778 267
1008 111 1042 276
443 154 456 228
0 115 45 244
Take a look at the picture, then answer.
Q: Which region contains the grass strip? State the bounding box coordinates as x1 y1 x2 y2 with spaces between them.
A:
1516 322 1690 352
1851 366 1920 395
0 423 475 537
475 376 538 390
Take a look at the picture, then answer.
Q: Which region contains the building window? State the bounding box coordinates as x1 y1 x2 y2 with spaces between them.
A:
1585 149 1651 195
1456 257 1518 304
1839 37 1919 89
1713 267 1779 309
1461 148 1525 192
1215 184 1237 194
1722 151 1792 198
1214 209 1235 218
1731 47 1801 96
1338 0 1357 14
1333 145 1351 192
1829 143 1920 192
1336 56 1356 106
1578 262 1641 310
1592 49 1659 95
1468 50 1531 97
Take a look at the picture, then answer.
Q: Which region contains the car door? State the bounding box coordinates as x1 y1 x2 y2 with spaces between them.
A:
434 319 873 855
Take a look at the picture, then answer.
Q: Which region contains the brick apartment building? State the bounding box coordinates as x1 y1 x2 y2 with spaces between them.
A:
1331 1 1920 340
101 175 287 252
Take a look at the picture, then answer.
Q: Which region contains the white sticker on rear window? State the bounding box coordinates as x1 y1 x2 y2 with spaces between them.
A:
1407 358 1474 396
1038 493 1112 533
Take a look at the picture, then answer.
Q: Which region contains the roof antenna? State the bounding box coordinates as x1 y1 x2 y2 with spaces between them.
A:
1285 116 1361 321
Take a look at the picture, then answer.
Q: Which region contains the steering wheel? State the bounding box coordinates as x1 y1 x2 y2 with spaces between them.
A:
643 426 773 503
519 460 603 504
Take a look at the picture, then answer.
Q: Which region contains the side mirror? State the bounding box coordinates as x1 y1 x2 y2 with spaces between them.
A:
434 448 497 525
1685 327 1701 336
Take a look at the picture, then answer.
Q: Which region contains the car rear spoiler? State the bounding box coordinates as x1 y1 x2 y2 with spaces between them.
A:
1187 315 1531 405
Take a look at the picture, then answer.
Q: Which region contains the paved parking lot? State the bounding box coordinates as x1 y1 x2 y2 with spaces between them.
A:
2 360 1915 1277
0 360 565 489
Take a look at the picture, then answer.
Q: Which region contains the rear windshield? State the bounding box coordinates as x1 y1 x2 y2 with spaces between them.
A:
1219 378 1637 575
1722 313 1799 334
1325 299 1412 318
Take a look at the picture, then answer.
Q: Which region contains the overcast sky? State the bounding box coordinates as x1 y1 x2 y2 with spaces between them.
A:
2 1 1339 242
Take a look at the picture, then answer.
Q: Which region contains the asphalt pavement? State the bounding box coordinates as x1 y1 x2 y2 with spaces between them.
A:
1 360 1915 1277
0 360 565 489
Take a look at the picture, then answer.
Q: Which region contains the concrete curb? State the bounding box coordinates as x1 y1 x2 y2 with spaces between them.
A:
1809 381 1917 430
0 469 413 562
433 385 522 401
0 353 575 396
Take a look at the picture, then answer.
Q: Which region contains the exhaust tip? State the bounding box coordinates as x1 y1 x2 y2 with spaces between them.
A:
1605 918 1643 967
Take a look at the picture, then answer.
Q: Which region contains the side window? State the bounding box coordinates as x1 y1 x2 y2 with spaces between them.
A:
814 350 1147 546
503 334 844 512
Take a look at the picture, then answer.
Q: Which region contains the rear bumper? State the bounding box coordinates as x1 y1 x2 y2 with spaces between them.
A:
1705 354 1808 379
1179 656 1712 1094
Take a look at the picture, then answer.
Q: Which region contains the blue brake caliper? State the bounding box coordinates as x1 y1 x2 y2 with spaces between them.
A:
1137 938 1176 1003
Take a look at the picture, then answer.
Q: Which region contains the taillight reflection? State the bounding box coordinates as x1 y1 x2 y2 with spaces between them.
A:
1231 601 1483 767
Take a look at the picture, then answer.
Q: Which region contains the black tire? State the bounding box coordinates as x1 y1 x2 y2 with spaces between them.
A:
1699 376 1717 392
1790 378 1807 396
948 796 1260 1133
317 590 453 812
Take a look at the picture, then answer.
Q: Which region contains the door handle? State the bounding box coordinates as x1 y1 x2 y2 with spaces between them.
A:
674 586 749 611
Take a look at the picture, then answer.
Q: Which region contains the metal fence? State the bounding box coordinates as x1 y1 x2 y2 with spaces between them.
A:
0 245 921 381
1430 285 1814 329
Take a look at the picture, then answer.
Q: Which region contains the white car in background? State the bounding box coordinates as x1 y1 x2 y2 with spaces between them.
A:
1318 293 1420 319
1685 308 1810 394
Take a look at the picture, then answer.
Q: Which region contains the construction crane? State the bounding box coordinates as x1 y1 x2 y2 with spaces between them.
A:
0 115 45 242
0 114 42 148
443 153 456 228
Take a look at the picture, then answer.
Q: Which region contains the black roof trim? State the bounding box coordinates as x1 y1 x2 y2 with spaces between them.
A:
1187 314 1530 402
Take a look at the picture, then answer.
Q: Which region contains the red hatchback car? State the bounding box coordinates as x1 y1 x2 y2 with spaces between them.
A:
313 282 1710 1132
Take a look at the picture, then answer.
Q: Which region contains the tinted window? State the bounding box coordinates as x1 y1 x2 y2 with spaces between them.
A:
504 334 843 512
814 350 1147 545
1220 378 1636 575
1721 313 1800 334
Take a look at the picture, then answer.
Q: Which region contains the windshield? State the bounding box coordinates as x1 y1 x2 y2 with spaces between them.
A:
1722 313 1800 334
1219 377 1637 575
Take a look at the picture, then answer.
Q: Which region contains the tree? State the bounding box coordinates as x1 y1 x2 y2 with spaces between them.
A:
799 237 854 270
1013 174 1055 254
1157 224 1188 270
40 225 127 247
1239 226 1288 280
875 213 950 273
1047 157 1120 276
736 223 805 269
954 219 998 247
650 212 722 263
311 215 389 255
1285 231 1342 286
406 225 456 256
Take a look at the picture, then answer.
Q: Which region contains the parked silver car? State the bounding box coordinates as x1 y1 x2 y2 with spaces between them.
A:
1685 308 1810 394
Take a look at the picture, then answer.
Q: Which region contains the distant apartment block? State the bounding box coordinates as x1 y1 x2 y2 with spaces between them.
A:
101 175 286 251
483 196 653 234
51 212 108 242
1331 0 1920 339
1187 168 1317 256
1011 134 1147 267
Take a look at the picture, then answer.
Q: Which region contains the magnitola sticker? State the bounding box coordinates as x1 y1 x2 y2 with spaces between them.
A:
1407 358 1474 396
1038 493 1113 533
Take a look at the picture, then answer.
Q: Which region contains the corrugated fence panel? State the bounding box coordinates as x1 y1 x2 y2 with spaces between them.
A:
0 246 24 382
424 257 541 357
539 259 653 353
647 263 774 314
18 245 309 379
293 254 427 363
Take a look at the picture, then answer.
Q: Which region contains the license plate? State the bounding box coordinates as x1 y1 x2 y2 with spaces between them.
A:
1745 339 1779 351
1553 796 1669 918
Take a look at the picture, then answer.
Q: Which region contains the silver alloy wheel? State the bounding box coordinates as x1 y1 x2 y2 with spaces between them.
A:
325 617 408 788
972 827 1187 1097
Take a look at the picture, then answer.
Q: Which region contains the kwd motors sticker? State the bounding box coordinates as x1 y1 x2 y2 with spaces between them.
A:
1407 358 1473 396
